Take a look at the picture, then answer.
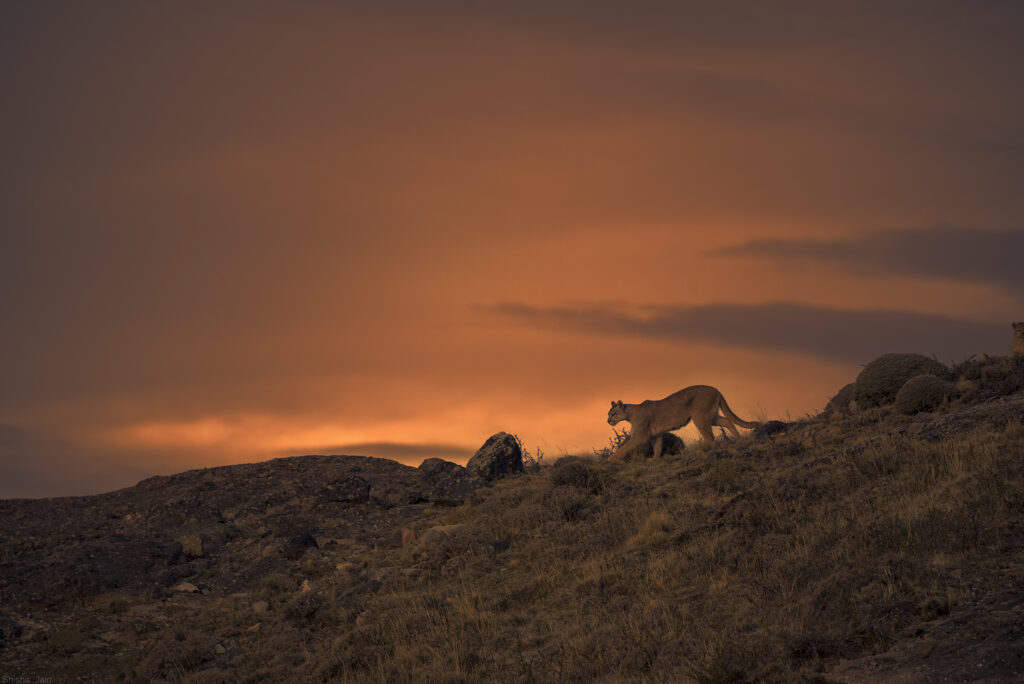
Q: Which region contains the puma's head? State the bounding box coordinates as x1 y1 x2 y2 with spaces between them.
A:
1014 322 1024 338
608 400 627 426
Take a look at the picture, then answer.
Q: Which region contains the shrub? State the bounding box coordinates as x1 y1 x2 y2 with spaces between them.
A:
894 374 955 415
825 382 857 415
549 458 610 494
855 353 952 409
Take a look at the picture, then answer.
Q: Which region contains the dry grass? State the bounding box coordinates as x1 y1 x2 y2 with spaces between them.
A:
30 389 1022 682
268 408 1024 683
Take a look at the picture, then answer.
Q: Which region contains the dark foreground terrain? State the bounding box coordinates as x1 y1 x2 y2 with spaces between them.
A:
2 378 1024 681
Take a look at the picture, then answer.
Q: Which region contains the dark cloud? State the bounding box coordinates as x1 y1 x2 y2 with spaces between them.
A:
284 442 475 467
490 301 1008 365
714 226 1024 297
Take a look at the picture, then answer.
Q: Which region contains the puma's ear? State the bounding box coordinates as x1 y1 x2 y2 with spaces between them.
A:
610 400 616 407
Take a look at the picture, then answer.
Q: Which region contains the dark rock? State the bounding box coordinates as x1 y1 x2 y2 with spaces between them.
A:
281 532 318 560
322 475 371 504
755 420 790 440
855 353 952 409
178 533 203 559
482 539 510 553
418 457 460 476
344 580 381 598
657 432 686 457
466 432 524 481
416 458 486 505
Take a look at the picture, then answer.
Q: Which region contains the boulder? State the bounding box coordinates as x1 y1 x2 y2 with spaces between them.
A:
466 432 524 481
855 353 952 409
894 374 955 415
281 532 318 560
656 432 686 457
178 533 204 559
754 420 790 440
416 458 484 505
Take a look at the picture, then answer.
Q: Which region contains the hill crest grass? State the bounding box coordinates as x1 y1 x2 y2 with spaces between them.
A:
303 403 1024 682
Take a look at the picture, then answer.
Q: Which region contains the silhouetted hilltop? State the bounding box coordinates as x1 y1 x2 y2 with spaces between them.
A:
2 358 1023 681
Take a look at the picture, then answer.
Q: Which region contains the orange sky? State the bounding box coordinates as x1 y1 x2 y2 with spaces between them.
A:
2 2 1023 497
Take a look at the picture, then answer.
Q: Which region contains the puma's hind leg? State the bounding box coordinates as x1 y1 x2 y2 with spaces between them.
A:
713 414 741 439
693 415 716 442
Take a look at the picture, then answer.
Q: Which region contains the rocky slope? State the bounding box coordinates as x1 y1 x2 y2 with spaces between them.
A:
1 391 1023 682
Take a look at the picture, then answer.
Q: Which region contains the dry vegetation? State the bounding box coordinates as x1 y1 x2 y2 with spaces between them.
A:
3 358 1024 682
314 413 1024 683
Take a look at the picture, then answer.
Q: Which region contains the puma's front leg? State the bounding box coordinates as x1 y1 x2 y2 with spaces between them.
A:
611 433 646 461
652 433 664 459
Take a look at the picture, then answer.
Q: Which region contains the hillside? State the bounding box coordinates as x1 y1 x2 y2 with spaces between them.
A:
2 375 1024 681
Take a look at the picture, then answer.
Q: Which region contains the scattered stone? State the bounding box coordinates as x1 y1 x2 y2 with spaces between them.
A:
390 527 416 547
755 420 790 440
466 432 524 481
247 623 262 632
178 533 204 559
344 580 381 598
657 432 686 457
419 524 463 546
482 539 510 553
173 582 200 593
300 579 315 593
49 627 87 653
252 600 269 614
281 532 318 560
215 643 226 655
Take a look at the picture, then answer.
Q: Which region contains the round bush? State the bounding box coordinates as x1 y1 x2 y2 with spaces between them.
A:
549 458 610 494
855 353 952 409
893 374 955 415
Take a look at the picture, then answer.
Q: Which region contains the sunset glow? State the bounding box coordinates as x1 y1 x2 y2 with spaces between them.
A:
2 2 1022 497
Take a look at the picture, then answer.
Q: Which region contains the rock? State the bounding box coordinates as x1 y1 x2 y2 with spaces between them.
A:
49 627 87 653
252 600 269 614
281 532 318 560
755 420 790 440
344 580 381 598
894 374 955 415
825 382 857 415
416 458 486 505
178 533 204 559
300 579 315 593
389 527 416 547
173 582 200 593
657 432 686 457
419 524 463 546
215 643 226 655
418 457 460 476
466 432 524 481
322 475 370 504
855 353 952 409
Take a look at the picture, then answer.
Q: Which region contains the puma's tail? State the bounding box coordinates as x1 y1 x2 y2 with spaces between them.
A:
718 395 758 429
